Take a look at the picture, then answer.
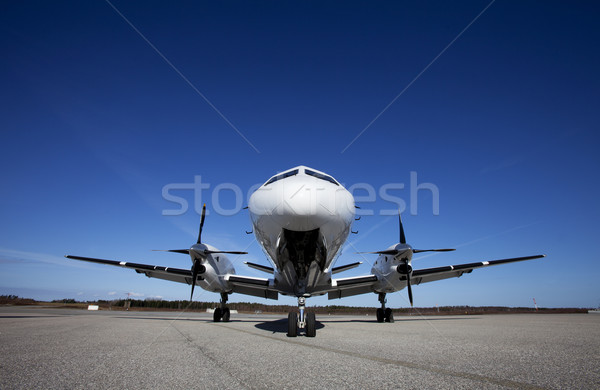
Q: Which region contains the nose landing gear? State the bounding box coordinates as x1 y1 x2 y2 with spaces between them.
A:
287 296 316 337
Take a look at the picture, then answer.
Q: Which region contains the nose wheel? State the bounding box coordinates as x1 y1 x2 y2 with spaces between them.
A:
287 297 316 337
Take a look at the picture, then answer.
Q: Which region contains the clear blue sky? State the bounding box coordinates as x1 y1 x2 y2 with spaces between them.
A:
1 1 598 308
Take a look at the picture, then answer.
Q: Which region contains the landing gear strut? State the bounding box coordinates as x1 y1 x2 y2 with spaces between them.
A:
376 293 394 323
287 296 316 337
213 293 231 322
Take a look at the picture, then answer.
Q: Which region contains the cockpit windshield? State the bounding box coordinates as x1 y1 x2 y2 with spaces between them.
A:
264 169 299 186
305 169 339 186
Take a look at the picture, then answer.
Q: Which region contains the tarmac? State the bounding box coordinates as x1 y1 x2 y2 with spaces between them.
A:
0 306 598 389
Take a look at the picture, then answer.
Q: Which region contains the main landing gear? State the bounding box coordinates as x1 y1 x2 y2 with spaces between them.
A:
287 297 316 337
376 293 394 323
213 293 231 322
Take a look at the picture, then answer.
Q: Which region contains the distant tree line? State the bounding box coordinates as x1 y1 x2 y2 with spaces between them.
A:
0 295 36 305
52 298 77 304
0 295 589 314
106 299 588 315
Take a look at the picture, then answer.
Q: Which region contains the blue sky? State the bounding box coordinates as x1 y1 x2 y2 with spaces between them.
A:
1 1 598 308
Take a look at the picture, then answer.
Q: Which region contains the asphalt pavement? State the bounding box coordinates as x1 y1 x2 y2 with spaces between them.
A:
0 306 598 389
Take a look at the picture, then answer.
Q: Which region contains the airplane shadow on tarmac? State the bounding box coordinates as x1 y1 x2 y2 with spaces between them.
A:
322 316 478 323
253 316 475 334
254 318 325 334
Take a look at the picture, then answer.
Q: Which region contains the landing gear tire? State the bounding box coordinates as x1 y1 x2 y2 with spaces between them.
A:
213 307 222 322
385 308 394 323
222 307 230 322
306 312 316 337
287 312 298 337
376 308 384 323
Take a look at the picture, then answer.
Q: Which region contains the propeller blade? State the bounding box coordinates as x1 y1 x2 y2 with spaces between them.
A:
190 259 201 301
197 204 206 244
203 250 248 255
152 249 190 255
190 280 196 301
406 274 413 307
412 248 455 253
399 213 406 244
356 250 399 255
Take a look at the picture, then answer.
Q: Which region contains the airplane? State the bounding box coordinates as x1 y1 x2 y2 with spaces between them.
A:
66 165 544 337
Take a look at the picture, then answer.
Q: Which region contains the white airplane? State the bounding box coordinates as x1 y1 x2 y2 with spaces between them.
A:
67 166 544 337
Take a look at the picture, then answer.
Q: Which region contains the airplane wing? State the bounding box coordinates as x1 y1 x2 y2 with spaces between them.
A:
328 275 378 299
410 255 545 285
225 274 279 300
65 255 195 284
331 261 362 274
66 255 280 300
327 255 544 299
244 261 274 274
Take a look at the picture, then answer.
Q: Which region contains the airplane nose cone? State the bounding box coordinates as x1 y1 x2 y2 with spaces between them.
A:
280 181 317 217
249 176 354 231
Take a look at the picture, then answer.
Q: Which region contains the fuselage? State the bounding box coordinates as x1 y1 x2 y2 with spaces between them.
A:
248 166 355 296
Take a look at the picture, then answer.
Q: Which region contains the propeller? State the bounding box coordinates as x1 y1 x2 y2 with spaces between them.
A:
189 204 249 300
358 212 455 307
189 204 208 301
155 204 248 301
